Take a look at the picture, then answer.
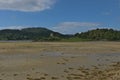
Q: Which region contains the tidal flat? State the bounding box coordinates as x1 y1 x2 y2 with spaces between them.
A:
0 42 120 80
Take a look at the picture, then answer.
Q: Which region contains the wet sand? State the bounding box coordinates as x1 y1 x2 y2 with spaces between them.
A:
0 42 120 80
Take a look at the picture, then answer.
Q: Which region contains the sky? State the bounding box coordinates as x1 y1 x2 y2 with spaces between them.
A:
0 0 120 34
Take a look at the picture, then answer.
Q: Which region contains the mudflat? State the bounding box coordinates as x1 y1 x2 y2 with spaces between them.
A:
0 41 120 54
0 42 120 80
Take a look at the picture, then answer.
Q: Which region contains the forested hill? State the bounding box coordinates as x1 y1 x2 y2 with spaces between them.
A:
0 27 65 41
75 29 120 41
0 28 120 41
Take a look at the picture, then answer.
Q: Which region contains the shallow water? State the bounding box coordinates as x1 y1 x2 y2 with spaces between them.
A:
0 52 120 80
0 52 120 67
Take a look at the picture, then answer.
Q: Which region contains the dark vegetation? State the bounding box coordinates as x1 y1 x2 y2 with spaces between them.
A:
0 27 67 41
0 28 120 41
75 28 120 41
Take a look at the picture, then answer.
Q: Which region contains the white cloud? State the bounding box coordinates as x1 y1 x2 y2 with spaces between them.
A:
0 0 56 12
0 26 38 30
52 22 101 34
56 22 100 27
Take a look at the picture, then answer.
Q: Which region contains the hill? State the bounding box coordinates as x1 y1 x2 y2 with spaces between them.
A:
0 28 120 41
75 28 120 41
0 27 65 41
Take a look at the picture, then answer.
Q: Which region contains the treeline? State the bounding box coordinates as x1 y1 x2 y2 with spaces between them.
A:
75 28 120 41
0 28 120 41
0 27 66 41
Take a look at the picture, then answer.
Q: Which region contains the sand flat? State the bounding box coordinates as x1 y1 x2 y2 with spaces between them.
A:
0 41 120 54
0 42 120 80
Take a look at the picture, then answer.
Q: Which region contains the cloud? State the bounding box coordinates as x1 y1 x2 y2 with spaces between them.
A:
0 26 38 30
52 22 101 34
0 0 56 12
56 22 100 27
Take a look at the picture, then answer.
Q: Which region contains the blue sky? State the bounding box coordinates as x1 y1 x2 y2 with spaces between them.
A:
0 0 120 34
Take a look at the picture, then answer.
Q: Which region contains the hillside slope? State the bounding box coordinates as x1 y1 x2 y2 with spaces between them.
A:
0 27 64 40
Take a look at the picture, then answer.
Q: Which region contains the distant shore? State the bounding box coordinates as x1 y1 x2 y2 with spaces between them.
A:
0 40 32 42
